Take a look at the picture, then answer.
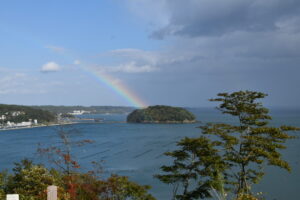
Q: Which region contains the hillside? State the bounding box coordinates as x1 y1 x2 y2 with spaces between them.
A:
127 105 196 123
0 104 56 124
31 105 135 114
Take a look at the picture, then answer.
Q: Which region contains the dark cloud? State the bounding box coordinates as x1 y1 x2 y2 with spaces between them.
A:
151 0 300 39
123 0 300 107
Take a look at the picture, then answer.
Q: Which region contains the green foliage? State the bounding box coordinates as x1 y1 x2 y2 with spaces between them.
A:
127 105 196 123
60 113 76 118
200 91 299 195
99 174 155 200
155 137 226 199
0 171 7 200
0 104 56 124
157 90 299 199
0 159 155 200
56 173 156 200
3 159 62 200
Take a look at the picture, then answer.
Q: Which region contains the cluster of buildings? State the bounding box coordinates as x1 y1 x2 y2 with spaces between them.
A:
5 119 38 128
0 111 38 129
68 110 90 115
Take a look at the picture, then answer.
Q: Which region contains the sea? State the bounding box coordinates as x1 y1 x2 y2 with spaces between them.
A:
0 108 299 200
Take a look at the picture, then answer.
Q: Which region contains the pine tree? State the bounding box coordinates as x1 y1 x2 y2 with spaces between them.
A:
157 91 299 199
155 137 226 199
200 91 299 197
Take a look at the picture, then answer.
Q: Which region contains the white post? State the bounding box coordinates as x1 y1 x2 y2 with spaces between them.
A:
47 185 58 200
6 194 19 200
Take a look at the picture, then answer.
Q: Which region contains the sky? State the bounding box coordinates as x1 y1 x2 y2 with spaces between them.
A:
0 0 300 108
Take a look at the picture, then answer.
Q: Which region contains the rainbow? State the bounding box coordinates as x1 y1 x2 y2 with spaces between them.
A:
0 25 148 107
79 66 148 108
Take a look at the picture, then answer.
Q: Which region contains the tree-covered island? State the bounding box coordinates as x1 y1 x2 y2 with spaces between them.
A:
127 105 196 123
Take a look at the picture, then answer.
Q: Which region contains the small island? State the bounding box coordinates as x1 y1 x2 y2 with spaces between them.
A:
127 105 196 123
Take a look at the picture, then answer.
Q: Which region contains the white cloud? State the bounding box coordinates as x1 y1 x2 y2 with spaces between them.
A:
92 47 203 75
112 62 159 73
128 0 300 39
41 62 61 73
0 73 46 94
74 60 81 65
124 1 300 65
108 48 201 69
110 48 160 65
91 49 164 73
127 0 169 28
95 62 159 74
45 45 66 53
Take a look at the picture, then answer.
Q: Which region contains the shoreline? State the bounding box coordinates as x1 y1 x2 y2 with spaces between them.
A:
0 120 127 132
0 122 78 132
0 119 196 132
127 120 199 124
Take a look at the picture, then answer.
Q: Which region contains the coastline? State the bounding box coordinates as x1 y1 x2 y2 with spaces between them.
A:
127 120 198 124
0 120 127 132
0 119 196 132
0 122 78 132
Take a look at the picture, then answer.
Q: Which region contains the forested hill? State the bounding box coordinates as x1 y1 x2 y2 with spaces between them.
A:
0 104 56 123
30 105 135 114
127 105 196 123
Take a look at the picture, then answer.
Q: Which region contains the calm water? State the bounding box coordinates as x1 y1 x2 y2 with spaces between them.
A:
0 108 299 200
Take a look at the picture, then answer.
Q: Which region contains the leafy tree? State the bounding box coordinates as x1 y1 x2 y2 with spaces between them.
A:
157 90 299 199
3 159 68 200
0 171 7 199
0 159 156 200
200 91 299 196
155 137 226 200
98 174 156 200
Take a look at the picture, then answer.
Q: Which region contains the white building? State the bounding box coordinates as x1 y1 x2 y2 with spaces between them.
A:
7 121 13 127
68 110 85 115
6 120 33 128
15 121 32 127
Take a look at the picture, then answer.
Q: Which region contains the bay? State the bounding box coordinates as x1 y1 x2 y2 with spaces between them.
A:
0 108 299 199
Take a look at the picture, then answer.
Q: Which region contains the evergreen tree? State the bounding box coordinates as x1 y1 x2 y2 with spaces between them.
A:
155 137 226 200
157 91 299 199
200 91 299 197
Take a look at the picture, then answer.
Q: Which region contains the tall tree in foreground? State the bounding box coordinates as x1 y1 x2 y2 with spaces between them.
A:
201 91 299 197
155 137 226 200
157 90 299 199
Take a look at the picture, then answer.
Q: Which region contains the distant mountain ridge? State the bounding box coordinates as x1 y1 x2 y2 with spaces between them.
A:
30 105 135 114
